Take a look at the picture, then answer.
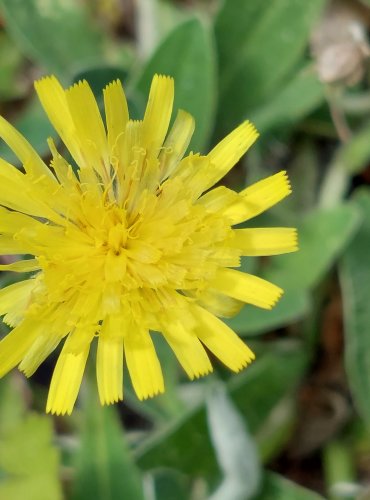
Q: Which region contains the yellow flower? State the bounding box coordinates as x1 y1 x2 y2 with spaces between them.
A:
0 75 297 415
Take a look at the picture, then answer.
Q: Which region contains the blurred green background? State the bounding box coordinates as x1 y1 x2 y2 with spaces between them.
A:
1 0 370 498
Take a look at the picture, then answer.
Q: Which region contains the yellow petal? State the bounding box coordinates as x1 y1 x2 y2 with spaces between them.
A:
120 120 143 186
64 322 98 354
19 334 61 377
192 288 243 318
0 158 56 218
48 137 79 189
97 322 124 404
197 186 240 213
126 239 162 264
159 109 195 179
0 114 56 184
223 171 291 224
210 268 283 309
103 80 129 156
193 305 255 372
36 76 109 182
124 327 164 400
65 80 109 179
0 321 40 377
142 74 174 158
0 258 40 273
230 228 298 256
35 76 83 166
0 279 36 318
46 340 90 415
163 320 212 380
203 121 258 191
104 251 127 283
0 236 25 254
171 154 212 201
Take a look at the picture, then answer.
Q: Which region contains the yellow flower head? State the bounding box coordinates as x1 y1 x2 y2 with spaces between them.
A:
0 75 297 415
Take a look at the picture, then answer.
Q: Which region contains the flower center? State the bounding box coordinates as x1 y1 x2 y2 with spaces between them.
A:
107 223 127 255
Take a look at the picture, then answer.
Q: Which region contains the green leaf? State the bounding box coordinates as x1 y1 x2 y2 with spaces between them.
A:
250 67 325 133
0 377 24 429
0 0 104 79
226 290 310 337
72 382 144 500
155 0 190 41
323 440 357 500
0 32 25 100
150 469 191 500
214 0 326 133
319 120 370 207
340 189 370 424
266 204 361 291
284 140 320 215
135 18 217 152
257 397 297 463
0 415 62 500
136 342 307 477
258 472 324 499
334 120 370 175
0 378 62 500
206 382 261 499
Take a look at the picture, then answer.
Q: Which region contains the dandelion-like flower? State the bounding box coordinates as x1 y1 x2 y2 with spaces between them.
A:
0 75 297 415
